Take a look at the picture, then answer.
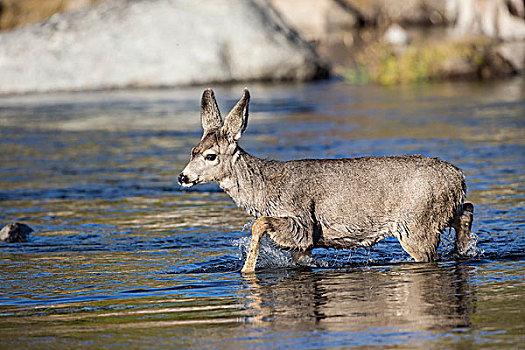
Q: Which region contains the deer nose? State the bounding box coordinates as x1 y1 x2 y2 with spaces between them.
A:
178 173 189 185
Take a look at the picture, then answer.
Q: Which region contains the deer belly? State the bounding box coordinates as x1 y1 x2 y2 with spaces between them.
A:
315 221 393 249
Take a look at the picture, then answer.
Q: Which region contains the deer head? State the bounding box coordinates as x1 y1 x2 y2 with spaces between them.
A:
178 88 250 187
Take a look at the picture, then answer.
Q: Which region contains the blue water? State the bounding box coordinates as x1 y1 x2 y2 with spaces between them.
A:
0 78 523 349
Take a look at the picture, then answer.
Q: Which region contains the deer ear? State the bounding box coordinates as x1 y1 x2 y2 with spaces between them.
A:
201 89 222 133
223 88 250 142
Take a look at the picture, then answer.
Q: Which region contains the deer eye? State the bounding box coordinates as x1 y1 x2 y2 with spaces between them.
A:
204 154 217 162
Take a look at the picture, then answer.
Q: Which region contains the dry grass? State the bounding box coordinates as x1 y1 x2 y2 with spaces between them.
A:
0 0 105 30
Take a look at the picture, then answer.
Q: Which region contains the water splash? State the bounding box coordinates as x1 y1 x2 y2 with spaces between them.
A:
234 236 295 269
441 229 484 260
237 219 296 269
233 228 485 272
242 219 255 232
461 232 484 258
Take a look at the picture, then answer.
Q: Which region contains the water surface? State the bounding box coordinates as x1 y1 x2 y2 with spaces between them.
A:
0 79 523 349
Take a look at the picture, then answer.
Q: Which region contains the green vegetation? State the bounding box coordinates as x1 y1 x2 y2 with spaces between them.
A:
338 38 494 85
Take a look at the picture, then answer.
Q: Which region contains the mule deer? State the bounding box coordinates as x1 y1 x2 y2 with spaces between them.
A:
179 89 474 273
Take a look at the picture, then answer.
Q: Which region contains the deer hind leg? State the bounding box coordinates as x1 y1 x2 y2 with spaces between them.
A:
397 223 441 262
291 250 317 267
452 202 474 256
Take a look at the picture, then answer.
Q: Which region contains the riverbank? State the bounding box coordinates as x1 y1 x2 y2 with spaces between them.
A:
0 0 524 91
270 0 525 84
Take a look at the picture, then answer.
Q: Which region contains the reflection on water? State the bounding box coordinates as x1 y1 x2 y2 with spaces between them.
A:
242 264 475 347
246 264 474 329
0 78 523 348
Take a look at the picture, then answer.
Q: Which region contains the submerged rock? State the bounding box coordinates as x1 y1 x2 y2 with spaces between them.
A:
0 0 328 94
0 223 33 243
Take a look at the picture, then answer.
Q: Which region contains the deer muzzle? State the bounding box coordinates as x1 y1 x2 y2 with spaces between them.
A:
178 173 190 186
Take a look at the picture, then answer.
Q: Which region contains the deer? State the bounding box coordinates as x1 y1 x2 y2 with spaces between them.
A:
178 88 474 273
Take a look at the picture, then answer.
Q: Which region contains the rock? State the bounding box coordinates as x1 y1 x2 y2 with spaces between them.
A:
439 42 517 79
383 23 410 45
498 41 525 73
440 56 479 79
507 0 525 18
0 223 33 243
341 0 449 26
479 48 517 78
0 0 328 94
268 0 360 42
63 0 93 12
447 0 525 41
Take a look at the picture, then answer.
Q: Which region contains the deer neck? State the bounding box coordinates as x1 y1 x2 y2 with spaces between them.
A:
218 147 276 217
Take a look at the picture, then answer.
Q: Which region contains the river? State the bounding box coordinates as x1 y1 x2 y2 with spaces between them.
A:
0 78 523 348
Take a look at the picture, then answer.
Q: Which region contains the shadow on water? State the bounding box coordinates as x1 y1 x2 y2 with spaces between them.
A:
0 78 524 348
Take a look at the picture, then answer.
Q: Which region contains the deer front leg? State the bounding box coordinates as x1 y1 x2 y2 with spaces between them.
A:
241 216 272 273
241 216 314 273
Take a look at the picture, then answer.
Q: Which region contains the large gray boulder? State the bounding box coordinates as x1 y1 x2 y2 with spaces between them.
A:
0 0 328 94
